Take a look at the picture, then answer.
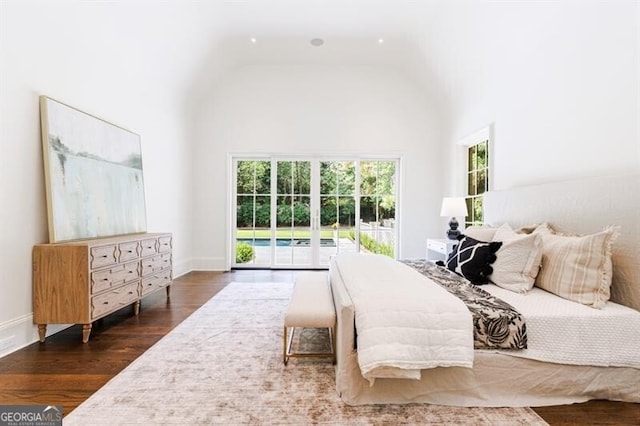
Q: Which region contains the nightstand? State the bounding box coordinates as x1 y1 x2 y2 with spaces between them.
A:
426 238 458 262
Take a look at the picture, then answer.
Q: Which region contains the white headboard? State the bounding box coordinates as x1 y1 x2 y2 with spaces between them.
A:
484 173 640 312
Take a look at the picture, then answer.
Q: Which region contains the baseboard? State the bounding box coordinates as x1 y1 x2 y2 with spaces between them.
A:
172 257 193 278
172 256 227 278
0 314 71 358
191 256 227 271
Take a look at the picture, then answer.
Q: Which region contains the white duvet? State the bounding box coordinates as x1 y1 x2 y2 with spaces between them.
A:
334 253 474 383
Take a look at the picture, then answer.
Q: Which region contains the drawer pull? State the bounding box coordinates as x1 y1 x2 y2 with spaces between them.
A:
128 291 134 295
103 301 109 305
101 255 108 258
103 278 109 281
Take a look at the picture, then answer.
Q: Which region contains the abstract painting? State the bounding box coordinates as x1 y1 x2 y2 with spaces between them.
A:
40 96 147 242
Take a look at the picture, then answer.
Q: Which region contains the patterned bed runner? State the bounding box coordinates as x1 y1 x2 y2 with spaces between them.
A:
402 259 527 350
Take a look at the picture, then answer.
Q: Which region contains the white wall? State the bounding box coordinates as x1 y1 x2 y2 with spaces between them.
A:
0 2 196 356
2 0 636 358
431 1 639 193
190 64 444 269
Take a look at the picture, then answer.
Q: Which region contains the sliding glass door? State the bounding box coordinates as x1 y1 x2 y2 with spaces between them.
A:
275 160 313 267
318 160 357 265
358 160 397 257
235 160 271 267
232 157 397 269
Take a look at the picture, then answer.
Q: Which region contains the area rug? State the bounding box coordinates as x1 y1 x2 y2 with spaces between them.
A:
64 282 548 425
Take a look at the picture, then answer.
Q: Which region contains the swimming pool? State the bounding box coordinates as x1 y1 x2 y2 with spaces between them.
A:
237 238 336 247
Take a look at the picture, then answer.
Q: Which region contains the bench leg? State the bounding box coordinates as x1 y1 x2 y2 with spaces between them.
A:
283 326 288 365
284 326 297 365
284 325 335 365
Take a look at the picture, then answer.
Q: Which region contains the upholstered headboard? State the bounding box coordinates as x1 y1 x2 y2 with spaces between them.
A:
484 173 640 312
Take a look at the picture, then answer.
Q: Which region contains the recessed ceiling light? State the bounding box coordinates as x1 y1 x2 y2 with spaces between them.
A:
310 38 324 47
250 37 257 44
378 38 384 44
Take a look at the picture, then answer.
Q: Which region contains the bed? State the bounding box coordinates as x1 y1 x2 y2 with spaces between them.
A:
329 173 640 407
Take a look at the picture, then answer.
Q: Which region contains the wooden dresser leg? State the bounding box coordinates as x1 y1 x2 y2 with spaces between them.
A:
81 324 92 343
37 324 47 343
165 285 171 298
134 300 141 315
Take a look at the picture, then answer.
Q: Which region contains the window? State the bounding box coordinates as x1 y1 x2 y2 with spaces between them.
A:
465 140 489 227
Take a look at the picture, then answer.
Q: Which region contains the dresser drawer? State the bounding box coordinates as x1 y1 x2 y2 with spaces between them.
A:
141 270 172 296
91 261 139 294
141 253 171 276
139 238 158 257
90 245 117 269
91 281 140 319
118 241 140 262
158 236 172 253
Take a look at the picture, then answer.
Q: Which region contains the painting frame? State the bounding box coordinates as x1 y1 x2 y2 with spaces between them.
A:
39 96 147 243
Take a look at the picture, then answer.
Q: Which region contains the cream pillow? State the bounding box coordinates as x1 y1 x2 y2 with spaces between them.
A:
533 224 620 308
464 225 497 242
490 223 543 293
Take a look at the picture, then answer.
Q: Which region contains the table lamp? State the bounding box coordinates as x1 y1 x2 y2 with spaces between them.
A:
440 197 468 240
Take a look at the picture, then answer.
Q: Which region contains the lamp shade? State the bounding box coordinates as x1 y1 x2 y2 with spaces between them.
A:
440 197 468 217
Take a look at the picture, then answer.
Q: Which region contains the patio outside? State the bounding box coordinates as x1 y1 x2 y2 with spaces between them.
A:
236 220 394 267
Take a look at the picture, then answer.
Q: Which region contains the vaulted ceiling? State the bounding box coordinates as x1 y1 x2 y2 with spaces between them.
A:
170 1 448 102
4 0 635 132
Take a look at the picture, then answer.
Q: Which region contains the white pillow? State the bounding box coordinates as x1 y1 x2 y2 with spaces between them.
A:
490 223 543 293
533 224 620 309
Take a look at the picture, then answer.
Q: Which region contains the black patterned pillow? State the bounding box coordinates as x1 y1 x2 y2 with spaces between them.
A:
443 236 502 285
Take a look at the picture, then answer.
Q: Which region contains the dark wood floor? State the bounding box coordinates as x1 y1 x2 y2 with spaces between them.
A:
0 270 637 424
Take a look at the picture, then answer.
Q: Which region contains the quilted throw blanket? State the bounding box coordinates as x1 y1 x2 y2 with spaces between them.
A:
402 259 527 350
334 254 474 384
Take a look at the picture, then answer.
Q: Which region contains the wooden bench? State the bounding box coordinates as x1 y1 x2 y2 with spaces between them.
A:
283 272 336 365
